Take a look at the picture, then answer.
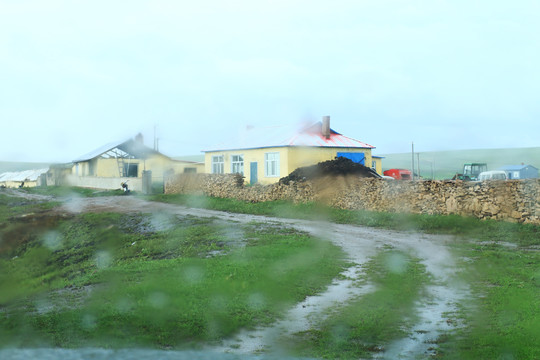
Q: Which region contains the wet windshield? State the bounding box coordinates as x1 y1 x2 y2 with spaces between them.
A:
1 1 539 360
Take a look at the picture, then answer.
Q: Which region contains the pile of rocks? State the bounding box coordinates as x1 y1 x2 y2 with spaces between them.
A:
279 157 380 185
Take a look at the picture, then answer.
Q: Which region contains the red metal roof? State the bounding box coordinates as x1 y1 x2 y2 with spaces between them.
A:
204 121 375 152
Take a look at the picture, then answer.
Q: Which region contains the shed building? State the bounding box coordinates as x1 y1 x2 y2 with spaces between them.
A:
0 168 49 188
497 165 538 179
67 134 204 191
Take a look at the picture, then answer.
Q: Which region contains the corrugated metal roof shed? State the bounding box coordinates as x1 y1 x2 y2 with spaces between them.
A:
0 168 49 182
498 164 538 171
203 121 375 152
73 141 123 162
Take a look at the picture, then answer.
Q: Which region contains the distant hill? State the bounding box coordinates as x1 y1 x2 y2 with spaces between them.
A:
379 147 540 180
0 161 51 174
172 155 205 163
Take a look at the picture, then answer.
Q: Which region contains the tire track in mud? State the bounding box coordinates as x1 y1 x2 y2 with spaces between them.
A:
59 196 469 358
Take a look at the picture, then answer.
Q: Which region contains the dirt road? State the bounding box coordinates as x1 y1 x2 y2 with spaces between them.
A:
59 195 468 359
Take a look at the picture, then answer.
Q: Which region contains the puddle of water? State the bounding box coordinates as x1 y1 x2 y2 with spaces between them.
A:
0 348 313 360
373 284 468 359
214 265 375 355
477 241 518 248
373 233 470 359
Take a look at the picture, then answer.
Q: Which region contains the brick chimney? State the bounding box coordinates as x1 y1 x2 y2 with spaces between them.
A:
135 133 144 144
322 116 330 139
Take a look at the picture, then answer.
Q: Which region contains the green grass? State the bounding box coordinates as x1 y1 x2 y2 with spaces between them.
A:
439 241 540 359
290 250 429 359
23 186 125 198
0 197 347 348
0 193 58 223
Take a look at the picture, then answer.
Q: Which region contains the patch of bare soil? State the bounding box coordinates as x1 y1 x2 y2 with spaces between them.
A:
55 196 468 359
33 285 99 315
1 213 71 258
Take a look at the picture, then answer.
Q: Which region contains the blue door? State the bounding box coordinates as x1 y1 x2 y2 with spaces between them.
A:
250 162 258 184
337 152 365 165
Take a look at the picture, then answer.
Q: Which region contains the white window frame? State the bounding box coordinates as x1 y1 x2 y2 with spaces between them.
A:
211 155 224 174
231 154 244 175
264 152 280 177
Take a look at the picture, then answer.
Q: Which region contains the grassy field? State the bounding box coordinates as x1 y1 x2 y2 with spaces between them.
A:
148 193 540 359
380 146 540 179
439 239 540 359
1 188 539 359
0 191 347 348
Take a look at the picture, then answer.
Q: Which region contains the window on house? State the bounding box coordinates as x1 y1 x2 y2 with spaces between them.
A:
89 161 96 176
372 160 377 169
231 155 244 175
124 163 138 177
212 155 224 174
265 152 280 177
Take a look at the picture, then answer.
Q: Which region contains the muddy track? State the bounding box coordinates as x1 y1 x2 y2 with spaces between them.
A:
58 196 468 359
2 188 53 201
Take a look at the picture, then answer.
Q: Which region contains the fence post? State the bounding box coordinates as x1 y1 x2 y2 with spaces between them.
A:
38 174 47 187
142 170 152 194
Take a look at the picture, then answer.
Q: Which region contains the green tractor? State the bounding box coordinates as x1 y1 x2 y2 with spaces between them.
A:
462 163 487 181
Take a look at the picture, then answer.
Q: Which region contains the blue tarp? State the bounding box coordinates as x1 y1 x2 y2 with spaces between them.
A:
337 152 365 165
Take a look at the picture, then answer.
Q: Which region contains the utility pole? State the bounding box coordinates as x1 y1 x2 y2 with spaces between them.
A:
153 124 157 150
417 153 421 179
411 142 415 181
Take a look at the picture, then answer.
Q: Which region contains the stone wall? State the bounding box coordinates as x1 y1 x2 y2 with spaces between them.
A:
165 174 540 224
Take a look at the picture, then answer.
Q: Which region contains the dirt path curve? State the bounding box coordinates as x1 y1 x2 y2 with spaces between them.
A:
59 196 468 359
3 188 53 201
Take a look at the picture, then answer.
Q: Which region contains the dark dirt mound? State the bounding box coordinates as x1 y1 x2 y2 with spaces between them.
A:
279 157 381 185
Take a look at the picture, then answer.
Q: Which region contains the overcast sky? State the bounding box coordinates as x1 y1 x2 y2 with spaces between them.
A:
1 0 539 162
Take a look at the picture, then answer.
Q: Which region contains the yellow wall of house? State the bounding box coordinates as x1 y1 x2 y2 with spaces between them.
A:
372 158 383 175
204 147 375 185
144 156 204 177
72 158 137 177
96 159 124 177
0 180 38 188
73 154 204 179
205 147 289 185
72 162 92 176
